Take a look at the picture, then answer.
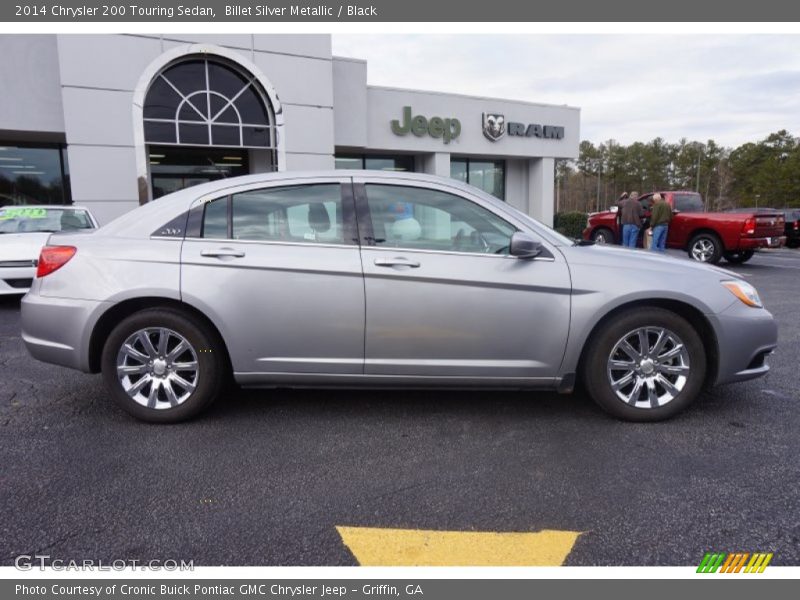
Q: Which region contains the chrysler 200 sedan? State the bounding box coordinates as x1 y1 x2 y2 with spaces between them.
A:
21 171 777 423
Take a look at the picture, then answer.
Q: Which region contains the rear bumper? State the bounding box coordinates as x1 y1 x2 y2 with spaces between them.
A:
711 302 778 385
0 265 35 295
737 235 786 250
21 291 108 373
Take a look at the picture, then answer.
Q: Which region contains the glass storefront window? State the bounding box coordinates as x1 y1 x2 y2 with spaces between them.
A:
450 159 468 185
335 154 415 172
143 57 276 150
334 155 363 170
149 146 249 199
450 158 505 200
0 144 70 206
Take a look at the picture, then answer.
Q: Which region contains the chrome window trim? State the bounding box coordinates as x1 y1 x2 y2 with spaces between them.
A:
178 235 555 261
361 246 555 262
182 236 355 250
189 176 354 209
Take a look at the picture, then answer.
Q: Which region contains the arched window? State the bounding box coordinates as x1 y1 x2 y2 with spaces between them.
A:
143 57 276 149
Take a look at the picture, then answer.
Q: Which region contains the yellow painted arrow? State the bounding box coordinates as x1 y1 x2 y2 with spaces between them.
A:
336 526 582 566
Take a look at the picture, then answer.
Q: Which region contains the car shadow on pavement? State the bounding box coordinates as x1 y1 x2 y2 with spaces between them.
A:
201 385 604 425
0 295 22 308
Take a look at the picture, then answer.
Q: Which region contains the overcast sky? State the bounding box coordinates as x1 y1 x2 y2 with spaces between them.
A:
332 35 800 149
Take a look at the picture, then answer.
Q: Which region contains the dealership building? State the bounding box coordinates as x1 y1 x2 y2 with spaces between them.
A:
0 34 580 226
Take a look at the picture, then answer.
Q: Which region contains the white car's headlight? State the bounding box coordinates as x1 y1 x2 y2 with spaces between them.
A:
722 280 763 308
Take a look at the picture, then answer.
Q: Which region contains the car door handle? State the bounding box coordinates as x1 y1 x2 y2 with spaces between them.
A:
374 257 421 268
200 248 245 258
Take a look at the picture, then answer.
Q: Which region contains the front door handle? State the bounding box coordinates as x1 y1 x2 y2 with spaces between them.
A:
200 248 245 259
374 257 420 268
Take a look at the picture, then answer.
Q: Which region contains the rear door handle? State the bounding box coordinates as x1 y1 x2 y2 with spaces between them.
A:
200 248 245 258
374 257 420 268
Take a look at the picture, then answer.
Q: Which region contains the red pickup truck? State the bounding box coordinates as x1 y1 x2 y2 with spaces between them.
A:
582 191 786 264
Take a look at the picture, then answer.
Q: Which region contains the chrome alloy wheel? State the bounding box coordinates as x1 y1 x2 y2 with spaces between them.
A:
691 238 715 262
606 327 690 408
116 328 199 410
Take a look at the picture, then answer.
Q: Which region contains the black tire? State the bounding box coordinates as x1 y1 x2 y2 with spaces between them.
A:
101 308 226 423
591 227 615 244
723 250 755 264
582 307 707 422
687 232 723 264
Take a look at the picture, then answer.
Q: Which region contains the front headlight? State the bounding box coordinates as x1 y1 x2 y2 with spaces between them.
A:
722 280 763 308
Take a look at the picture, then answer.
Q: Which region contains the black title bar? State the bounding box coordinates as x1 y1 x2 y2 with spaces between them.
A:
4 0 800 22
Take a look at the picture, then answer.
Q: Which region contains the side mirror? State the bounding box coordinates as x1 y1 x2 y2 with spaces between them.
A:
509 231 543 259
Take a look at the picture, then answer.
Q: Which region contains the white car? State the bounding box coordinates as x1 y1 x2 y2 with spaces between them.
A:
0 205 98 295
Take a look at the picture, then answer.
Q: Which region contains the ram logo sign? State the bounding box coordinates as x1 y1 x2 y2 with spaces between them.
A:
482 113 506 141
482 112 564 142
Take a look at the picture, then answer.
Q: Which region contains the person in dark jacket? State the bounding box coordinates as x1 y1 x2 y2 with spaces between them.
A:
620 191 642 248
614 192 629 239
648 193 672 252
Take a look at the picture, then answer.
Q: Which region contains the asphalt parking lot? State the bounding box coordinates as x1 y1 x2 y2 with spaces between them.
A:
1 247 798 567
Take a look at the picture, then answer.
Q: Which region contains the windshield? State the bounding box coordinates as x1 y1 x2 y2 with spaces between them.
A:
0 207 94 233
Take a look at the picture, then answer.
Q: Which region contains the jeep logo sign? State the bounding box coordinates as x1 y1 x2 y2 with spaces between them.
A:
482 112 565 141
391 106 461 144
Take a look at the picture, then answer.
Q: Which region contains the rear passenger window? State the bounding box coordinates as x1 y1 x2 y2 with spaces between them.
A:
674 193 704 213
201 184 345 244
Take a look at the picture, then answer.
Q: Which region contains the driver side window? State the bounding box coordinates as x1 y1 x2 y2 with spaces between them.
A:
364 184 516 255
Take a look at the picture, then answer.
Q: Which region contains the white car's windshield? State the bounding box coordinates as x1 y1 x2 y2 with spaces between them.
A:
0 207 93 234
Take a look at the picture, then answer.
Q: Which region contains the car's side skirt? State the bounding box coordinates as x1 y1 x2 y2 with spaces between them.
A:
234 372 559 390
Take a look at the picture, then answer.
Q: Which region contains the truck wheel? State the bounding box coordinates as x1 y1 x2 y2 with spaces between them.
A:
101 308 225 423
582 307 707 422
591 228 615 244
723 250 754 264
688 233 723 264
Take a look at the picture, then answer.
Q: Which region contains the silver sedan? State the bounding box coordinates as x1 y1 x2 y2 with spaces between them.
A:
21 171 778 422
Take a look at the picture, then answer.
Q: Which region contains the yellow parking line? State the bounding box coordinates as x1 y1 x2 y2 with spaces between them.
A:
336 526 582 566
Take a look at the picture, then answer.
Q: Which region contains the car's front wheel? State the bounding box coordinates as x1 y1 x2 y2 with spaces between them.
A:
591 227 615 244
101 308 225 423
582 307 707 421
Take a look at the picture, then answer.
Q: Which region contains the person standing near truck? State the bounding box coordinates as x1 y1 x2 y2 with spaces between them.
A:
620 191 643 248
648 193 672 252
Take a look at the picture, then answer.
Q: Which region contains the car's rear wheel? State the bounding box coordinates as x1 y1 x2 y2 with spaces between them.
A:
688 233 723 264
101 309 224 423
582 307 707 421
591 227 615 244
723 250 755 264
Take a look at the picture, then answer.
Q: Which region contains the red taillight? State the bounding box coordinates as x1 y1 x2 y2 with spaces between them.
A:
742 217 756 236
36 245 76 278
794 220 799 231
